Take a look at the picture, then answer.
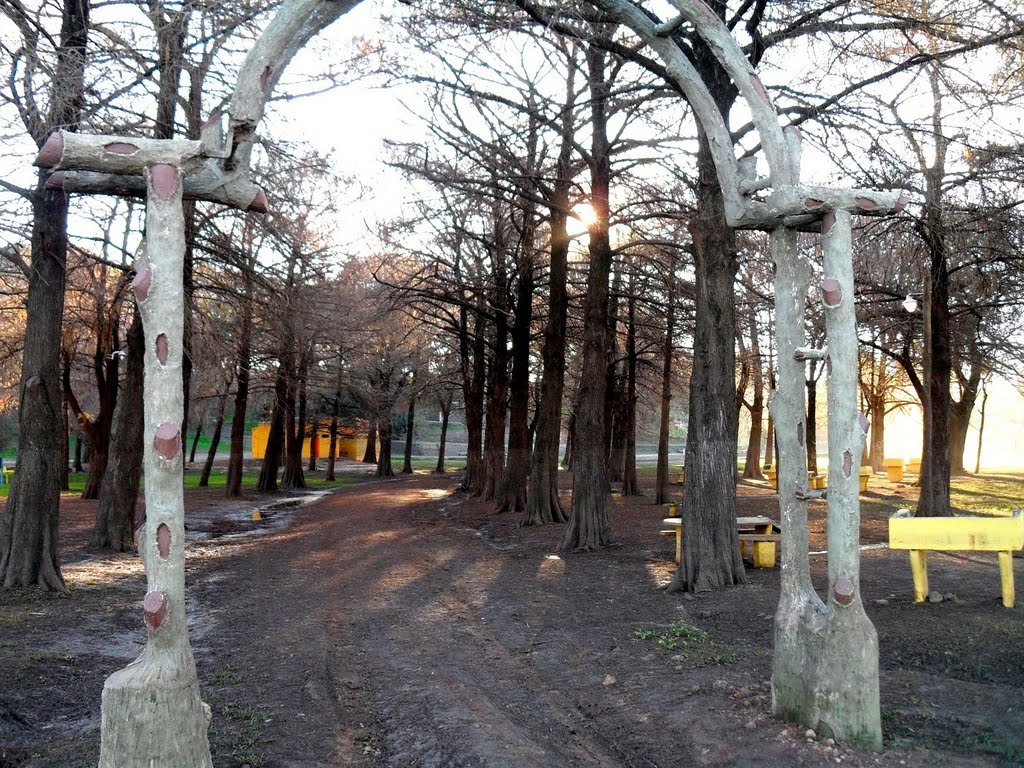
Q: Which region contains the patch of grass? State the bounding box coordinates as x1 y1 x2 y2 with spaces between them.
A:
212 700 273 768
207 667 245 686
950 473 1024 515
634 620 735 667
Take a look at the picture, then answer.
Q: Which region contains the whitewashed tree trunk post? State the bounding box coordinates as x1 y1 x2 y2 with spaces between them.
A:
96 164 214 765
590 0 909 748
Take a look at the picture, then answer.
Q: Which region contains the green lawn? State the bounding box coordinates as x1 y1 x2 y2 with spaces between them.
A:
950 472 1024 515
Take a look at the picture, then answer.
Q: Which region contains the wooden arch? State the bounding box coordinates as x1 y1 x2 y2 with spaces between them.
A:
32 0 907 761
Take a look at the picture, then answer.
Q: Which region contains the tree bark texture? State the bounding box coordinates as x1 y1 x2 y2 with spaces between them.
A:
257 357 288 493
326 412 338 482
1 0 89 584
460 309 486 494
435 394 451 474
621 290 639 496
362 419 377 464
562 44 613 552
654 265 675 506
376 410 394 478
188 420 202 464
770 213 881 749
805 375 818 474
282 353 307 490
916 70 952 517
741 294 765 480
98 165 212 767
522 60 574 526
0 183 73 590
225 279 252 498
949 347 982 475
482 317 509 501
199 384 230 487
671 128 745 592
402 392 416 475
974 380 988 474
92 312 144 551
497 255 534 513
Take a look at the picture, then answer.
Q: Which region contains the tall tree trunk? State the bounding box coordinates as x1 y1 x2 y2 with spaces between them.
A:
805 374 818 474
199 384 230 487
435 393 451 474
622 290 639 496
562 44 613 552
949 349 982 475
916 70 953 518
282 354 307 490
225 292 252 498
742 295 765 480
326 415 338 481
92 313 144 551
257 359 289 493
67 338 120 501
563 410 575 470
0 148 81 590
376 409 394 478
362 419 377 464
868 394 885 472
308 425 318 473
74 436 84 473
326 382 341 482
605 267 624 484
188 420 202 464
461 309 486 494
61 400 71 491
974 380 988 474
482 320 509 501
98 157 212 767
670 127 746 590
522 54 574 526
654 262 675 506
402 391 416 475
764 367 776 470
498 255 534 513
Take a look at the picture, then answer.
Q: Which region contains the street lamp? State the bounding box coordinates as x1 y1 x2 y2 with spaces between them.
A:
902 294 919 313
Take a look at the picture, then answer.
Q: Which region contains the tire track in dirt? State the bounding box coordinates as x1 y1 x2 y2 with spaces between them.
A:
206 475 696 766
314 478 686 767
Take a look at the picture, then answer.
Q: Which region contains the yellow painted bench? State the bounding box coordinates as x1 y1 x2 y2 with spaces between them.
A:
889 510 1024 608
1 467 13 485
661 515 781 568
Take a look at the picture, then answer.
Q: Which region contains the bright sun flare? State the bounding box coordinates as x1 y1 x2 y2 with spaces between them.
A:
573 204 598 226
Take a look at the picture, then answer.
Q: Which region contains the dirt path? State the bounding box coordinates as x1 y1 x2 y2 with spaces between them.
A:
3 471 1023 767
200 476 699 767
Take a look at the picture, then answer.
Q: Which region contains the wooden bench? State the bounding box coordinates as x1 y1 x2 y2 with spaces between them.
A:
661 515 781 568
889 510 1024 608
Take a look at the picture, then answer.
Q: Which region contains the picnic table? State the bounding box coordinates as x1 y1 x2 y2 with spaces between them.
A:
660 515 781 568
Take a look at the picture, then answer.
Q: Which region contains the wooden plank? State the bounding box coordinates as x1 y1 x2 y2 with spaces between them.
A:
889 514 1024 552
737 533 781 542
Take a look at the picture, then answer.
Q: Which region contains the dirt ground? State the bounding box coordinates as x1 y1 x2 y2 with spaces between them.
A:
1 464 1022 767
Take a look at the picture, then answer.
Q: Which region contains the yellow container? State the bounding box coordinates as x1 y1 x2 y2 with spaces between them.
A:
884 458 905 482
251 423 367 461
906 458 921 474
858 466 871 493
765 468 777 490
